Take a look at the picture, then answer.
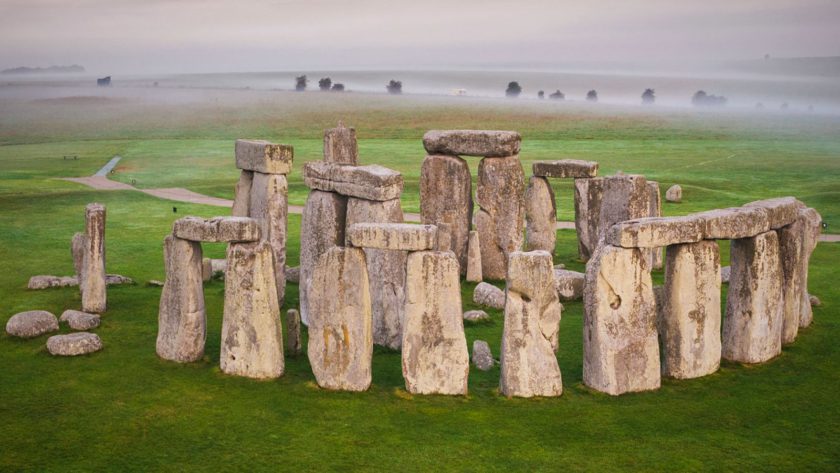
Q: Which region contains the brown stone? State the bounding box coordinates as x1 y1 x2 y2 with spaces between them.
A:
554 269 584 301
606 216 704 248
420 155 473 271
235 139 293 175
799 207 822 328
299 190 347 325
323 122 359 165
665 185 682 203
475 155 525 279
303 162 403 201
156 235 205 363
422 130 521 157
532 159 598 178
525 176 556 254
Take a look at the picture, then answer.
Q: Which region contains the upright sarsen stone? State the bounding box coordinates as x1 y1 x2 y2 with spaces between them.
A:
778 218 804 344
420 154 473 272
232 170 254 217
81 203 106 313
71 232 86 279
799 207 822 328
466 230 482 282
250 172 288 306
156 235 206 363
646 181 663 269
299 190 347 325
573 177 603 262
323 122 359 165
475 155 525 280
524 176 556 254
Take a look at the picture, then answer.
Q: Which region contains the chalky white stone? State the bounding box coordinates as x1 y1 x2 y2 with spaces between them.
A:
346 223 437 251
156 235 206 363
59 310 101 331
473 282 505 309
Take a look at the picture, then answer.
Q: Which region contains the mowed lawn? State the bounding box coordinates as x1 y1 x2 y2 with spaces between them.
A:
1 89 839 471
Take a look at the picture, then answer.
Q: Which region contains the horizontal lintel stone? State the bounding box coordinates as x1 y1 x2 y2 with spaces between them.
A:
173 216 261 242
235 139 294 175
422 130 521 157
347 223 438 251
303 162 403 201
606 216 704 248
743 197 802 230
532 159 599 179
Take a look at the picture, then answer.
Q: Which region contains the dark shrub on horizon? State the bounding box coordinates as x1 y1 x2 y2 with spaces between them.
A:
319 77 332 91
642 88 655 105
692 90 727 107
386 80 402 94
295 75 307 91
586 90 598 102
538 90 545 99
506 81 522 97
332 83 345 92
549 90 565 100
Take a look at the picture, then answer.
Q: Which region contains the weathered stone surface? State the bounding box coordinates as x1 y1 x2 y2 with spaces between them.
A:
583 244 660 395
475 155 525 279
201 258 212 282
434 222 452 252
722 231 784 363
744 197 800 230
81 203 106 314
235 139 293 175
59 310 100 331
694 207 770 240
5 310 58 338
809 294 821 307
799 207 822 328
554 269 585 301
573 177 602 261
28 275 78 289
500 251 563 398
303 162 403 201
173 216 261 243
659 241 721 379
71 232 86 277
156 235 206 363
299 190 347 325
721 265 731 283
525 176 556 254
46 332 102 356
606 216 704 248
231 170 254 217
284 265 300 283
249 172 288 305
665 185 682 203
307 247 372 391
778 219 804 344
285 309 301 355
346 198 407 350
420 154 473 271
646 181 664 270
210 259 226 275
472 340 495 371
473 282 505 309
346 223 437 251
422 130 521 157
323 122 358 165
532 159 598 178
148 280 165 287
105 274 133 285
463 310 489 322
220 241 284 379
466 230 482 283
402 251 469 395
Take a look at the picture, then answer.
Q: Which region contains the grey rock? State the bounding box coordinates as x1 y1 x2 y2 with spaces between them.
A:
299 190 347 325
201 257 212 282
420 154 473 272
28 275 78 289
172 216 261 243
532 159 598 178
235 139 294 175
646 181 664 269
5 310 59 338
721 265 731 283
284 265 300 283
156 235 206 363
81 203 106 314
422 130 521 157
525 176 556 254
472 340 495 371
473 282 505 309
303 162 403 201
71 232 86 278
59 310 101 331
778 218 805 344
463 310 489 322
475 155 525 279
249 172 289 306
231 170 253 217
665 185 682 203
554 269 585 301
434 222 453 253
809 294 821 307
346 223 437 251
799 207 822 328
606 216 704 248
46 332 102 356
323 122 359 165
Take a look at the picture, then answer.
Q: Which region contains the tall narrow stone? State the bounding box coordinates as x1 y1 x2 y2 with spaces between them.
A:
524 176 556 254
323 122 359 165
81 203 106 313
799 207 822 328
778 219 804 344
220 241 284 379
286 309 301 356
231 170 254 217
250 172 288 306
722 231 784 363
659 241 721 379
583 244 660 395
573 177 602 261
500 251 563 398
299 190 347 325
420 154 473 272
71 232 86 279
466 230 482 282
156 235 205 363
307 247 373 391
646 181 664 269
402 251 469 395
475 155 525 280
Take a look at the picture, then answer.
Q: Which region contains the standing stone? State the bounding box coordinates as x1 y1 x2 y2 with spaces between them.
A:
573 177 603 261
402 251 469 395
583 244 660 395
466 230 482 282
799 207 822 328
156 235 206 363
475 155 525 280
250 172 288 306
659 241 721 379
524 176 556 254
346 197 407 350
71 232 86 279
307 247 373 391
231 170 254 217
472 340 495 371
81 203 106 313
299 190 347 325
286 309 301 355
420 154 473 272
201 258 212 282
778 219 804 344
500 251 563 398
666 185 682 203
323 122 359 165
220 241 284 379
722 231 784 364
646 181 664 269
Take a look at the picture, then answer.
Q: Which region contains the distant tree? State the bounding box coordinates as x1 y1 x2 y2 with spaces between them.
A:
386 80 403 94
586 89 598 102
295 75 307 91
331 83 345 92
549 90 565 100
641 88 655 105
780 102 789 110
505 81 522 97
538 90 545 99
692 90 727 107
319 77 332 91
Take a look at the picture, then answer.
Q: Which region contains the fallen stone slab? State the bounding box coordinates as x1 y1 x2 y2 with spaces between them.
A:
463 310 489 322
693 206 770 240
28 275 79 289
59 310 101 331
46 332 102 356
532 159 598 179
554 269 584 301
744 197 801 230
606 216 704 249
422 130 521 157
323 122 359 165
346 223 437 251
172 216 261 243
105 274 133 285
420 154 473 272
5 310 59 338
525 176 556 254
473 282 505 309
235 139 294 175
665 185 682 203
472 340 495 371
303 162 403 201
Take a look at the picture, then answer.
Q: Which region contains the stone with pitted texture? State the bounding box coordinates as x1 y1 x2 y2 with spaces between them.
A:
231 170 253 217
799 207 822 328
778 218 804 344
235 139 293 175
721 266 731 283
463 310 489 322
27 275 79 290
532 159 598 178
422 130 521 157
72 232 86 278
303 162 403 201
646 181 664 270
475 155 525 279
299 190 347 325
665 185 682 203
347 223 437 251
554 269 584 301
286 309 301 356
525 176 556 254
46 332 102 356
473 282 505 309
323 122 359 165
744 197 801 230
693 206 770 240
173 216 261 243
156 235 206 363
81 203 107 313
606 216 704 248
466 231 483 283
472 340 495 371
249 172 289 305
5 310 58 338
285 265 300 283
59 310 101 331
420 154 473 271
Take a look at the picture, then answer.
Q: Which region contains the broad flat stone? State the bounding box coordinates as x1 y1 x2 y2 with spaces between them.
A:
231 170 253 217
299 190 347 325
532 159 598 178
583 244 660 395
778 219 804 344
722 231 784 363
799 207 822 328
235 139 293 175
156 235 206 363
5 310 58 338
466 230 483 282
307 247 373 391
59 310 100 331
249 172 289 305
694 207 770 240
303 162 403 201
420 154 473 272
665 185 682 203
172 216 261 243
500 251 563 398
525 176 556 254
659 241 721 379
422 130 521 157
220 241 284 379
402 251 469 395
28 275 78 290
81 203 106 314
463 310 489 322
606 216 704 248
46 332 102 356
347 223 437 251
323 122 359 165
475 155 525 279
744 197 800 230
286 309 301 355
472 340 495 371
473 282 505 309
554 269 584 301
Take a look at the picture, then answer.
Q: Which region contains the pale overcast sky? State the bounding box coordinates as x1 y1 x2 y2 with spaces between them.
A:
1 0 838 73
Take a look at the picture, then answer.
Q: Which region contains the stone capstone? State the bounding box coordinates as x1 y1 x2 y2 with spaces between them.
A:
606 216 704 248
532 159 598 178
303 162 403 201
422 130 521 157
346 223 437 251
81 203 107 314
466 230 483 283
249 172 289 305
172 216 261 243
235 139 293 175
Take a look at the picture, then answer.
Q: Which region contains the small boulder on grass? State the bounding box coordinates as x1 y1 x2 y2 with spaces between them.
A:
473 282 505 309
59 310 100 331
809 294 821 307
472 340 495 371
46 332 102 356
666 185 682 203
5 310 59 338
464 310 489 322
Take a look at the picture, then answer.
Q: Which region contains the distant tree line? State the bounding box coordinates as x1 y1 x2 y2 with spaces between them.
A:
692 90 727 107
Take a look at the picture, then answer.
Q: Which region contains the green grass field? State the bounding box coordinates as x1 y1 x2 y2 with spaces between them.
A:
1 88 839 471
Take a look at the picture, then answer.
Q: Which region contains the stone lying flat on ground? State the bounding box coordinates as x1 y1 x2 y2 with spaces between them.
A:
156 235 206 363
463 310 489 322
422 130 521 157
473 282 505 309
472 340 495 371
532 159 598 178
235 139 293 175
303 162 403 201
285 265 300 283
346 223 437 251
28 275 79 289
524 176 556 254
475 155 525 279
5 310 59 338
420 154 473 272
172 216 261 243
606 216 704 248
554 269 585 301
323 122 359 165
59 310 100 330
694 207 770 240
286 309 301 355
466 230 482 283
81 203 107 314
665 185 682 203
744 197 801 230
46 332 102 356
105 274 133 285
